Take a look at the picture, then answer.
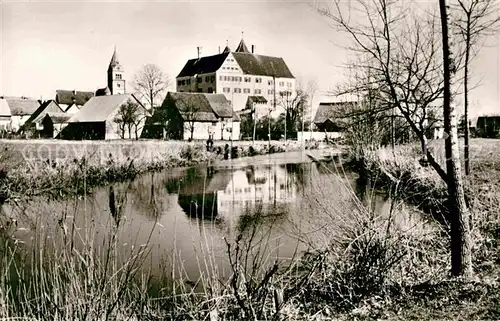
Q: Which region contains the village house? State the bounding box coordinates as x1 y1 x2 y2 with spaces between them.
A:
176 37 295 119
0 96 41 132
154 92 240 141
55 90 94 114
21 100 64 135
40 113 72 138
59 93 147 140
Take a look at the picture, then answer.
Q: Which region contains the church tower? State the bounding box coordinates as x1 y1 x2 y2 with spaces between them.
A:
107 47 126 95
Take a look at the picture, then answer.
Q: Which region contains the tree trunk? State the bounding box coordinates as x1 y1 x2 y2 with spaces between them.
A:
464 20 471 176
439 0 473 278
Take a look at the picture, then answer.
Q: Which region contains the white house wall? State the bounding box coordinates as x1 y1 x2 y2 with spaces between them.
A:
182 120 241 140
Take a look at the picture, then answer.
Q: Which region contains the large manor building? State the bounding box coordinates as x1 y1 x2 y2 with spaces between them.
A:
176 38 296 118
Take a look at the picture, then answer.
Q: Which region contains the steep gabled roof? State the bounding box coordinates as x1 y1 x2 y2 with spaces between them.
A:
55 90 94 106
23 100 63 126
68 94 145 123
177 53 230 78
44 112 72 124
166 92 218 122
313 101 357 124
164 92 239 122
232 53 294 78
1 98 40 116
204 94 233 118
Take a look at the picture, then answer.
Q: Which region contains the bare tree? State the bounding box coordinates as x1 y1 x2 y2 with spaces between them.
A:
134 64 170 109
440 0 473 278
318 0 449 180
451 0 500 175
317 0 473 277
180 100 200 141
278 81 316 141
113 99 143 139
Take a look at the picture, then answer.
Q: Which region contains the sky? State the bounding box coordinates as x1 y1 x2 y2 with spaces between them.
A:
1 0 499 118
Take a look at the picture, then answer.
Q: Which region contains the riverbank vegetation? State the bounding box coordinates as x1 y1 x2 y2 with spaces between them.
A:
0 139 319 202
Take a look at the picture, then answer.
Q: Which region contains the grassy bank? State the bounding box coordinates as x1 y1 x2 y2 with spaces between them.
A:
0 139 498 320
340 138 500 319
0 139 319 202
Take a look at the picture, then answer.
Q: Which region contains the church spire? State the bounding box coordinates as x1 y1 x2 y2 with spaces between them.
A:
109 46 120 69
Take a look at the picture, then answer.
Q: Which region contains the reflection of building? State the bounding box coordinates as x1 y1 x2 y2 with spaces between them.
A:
217 165 297 218
171 165 297 223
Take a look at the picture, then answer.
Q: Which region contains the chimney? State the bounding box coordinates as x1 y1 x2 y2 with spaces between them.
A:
197 46 202 59
218 46 221 54
251 45 255 53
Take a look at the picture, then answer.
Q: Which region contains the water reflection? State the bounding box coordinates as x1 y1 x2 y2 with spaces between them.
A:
0 160 430 296
169 165 298 225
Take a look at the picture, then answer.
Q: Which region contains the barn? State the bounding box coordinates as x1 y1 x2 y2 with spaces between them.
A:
59 94 148 140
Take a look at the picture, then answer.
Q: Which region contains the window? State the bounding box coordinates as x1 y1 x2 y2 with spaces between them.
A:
187 79 191 85
255 78 262 83
211 75 215 82
234 88 241 93
205 76 210 82
197 88 203 92
223 87 231 93
255 89 262 94
220 75 223 81
212 122 217 126
117 83 121 87
197 77 202 83
268 80 273 85
244 88 251 94
244 187 251 193
115 74 122 79
244 77 251 82
177 80 182 86
287 82 292 87
235 188 242 194
238 77 242 82
268 89 274 95
208 87 213 93
279 81 284 86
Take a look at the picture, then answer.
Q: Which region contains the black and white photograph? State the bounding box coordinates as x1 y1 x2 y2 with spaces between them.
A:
0 0 499 319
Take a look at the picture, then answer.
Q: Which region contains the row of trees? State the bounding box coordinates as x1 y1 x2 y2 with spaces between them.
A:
315 0 498 278
240 81 318 140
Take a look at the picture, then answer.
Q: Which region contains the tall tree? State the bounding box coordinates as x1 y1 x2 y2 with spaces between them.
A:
317 0 448 181
317 0 473 277
439 0 473 278
451 0 500 175
134 64 170 109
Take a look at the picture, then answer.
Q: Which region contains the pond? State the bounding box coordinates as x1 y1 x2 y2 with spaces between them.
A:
0 156 427 296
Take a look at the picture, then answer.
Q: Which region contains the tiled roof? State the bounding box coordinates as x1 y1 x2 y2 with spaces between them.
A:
68 94 145 123
165 92 239 122
167 92 218 122
232 53 294 78
313 101 357 124
1 98 40 116
24 100 63 125
55 90 94 106
222 46 231 53
247 96 268 104
204 94 233 118
177 53 230 78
